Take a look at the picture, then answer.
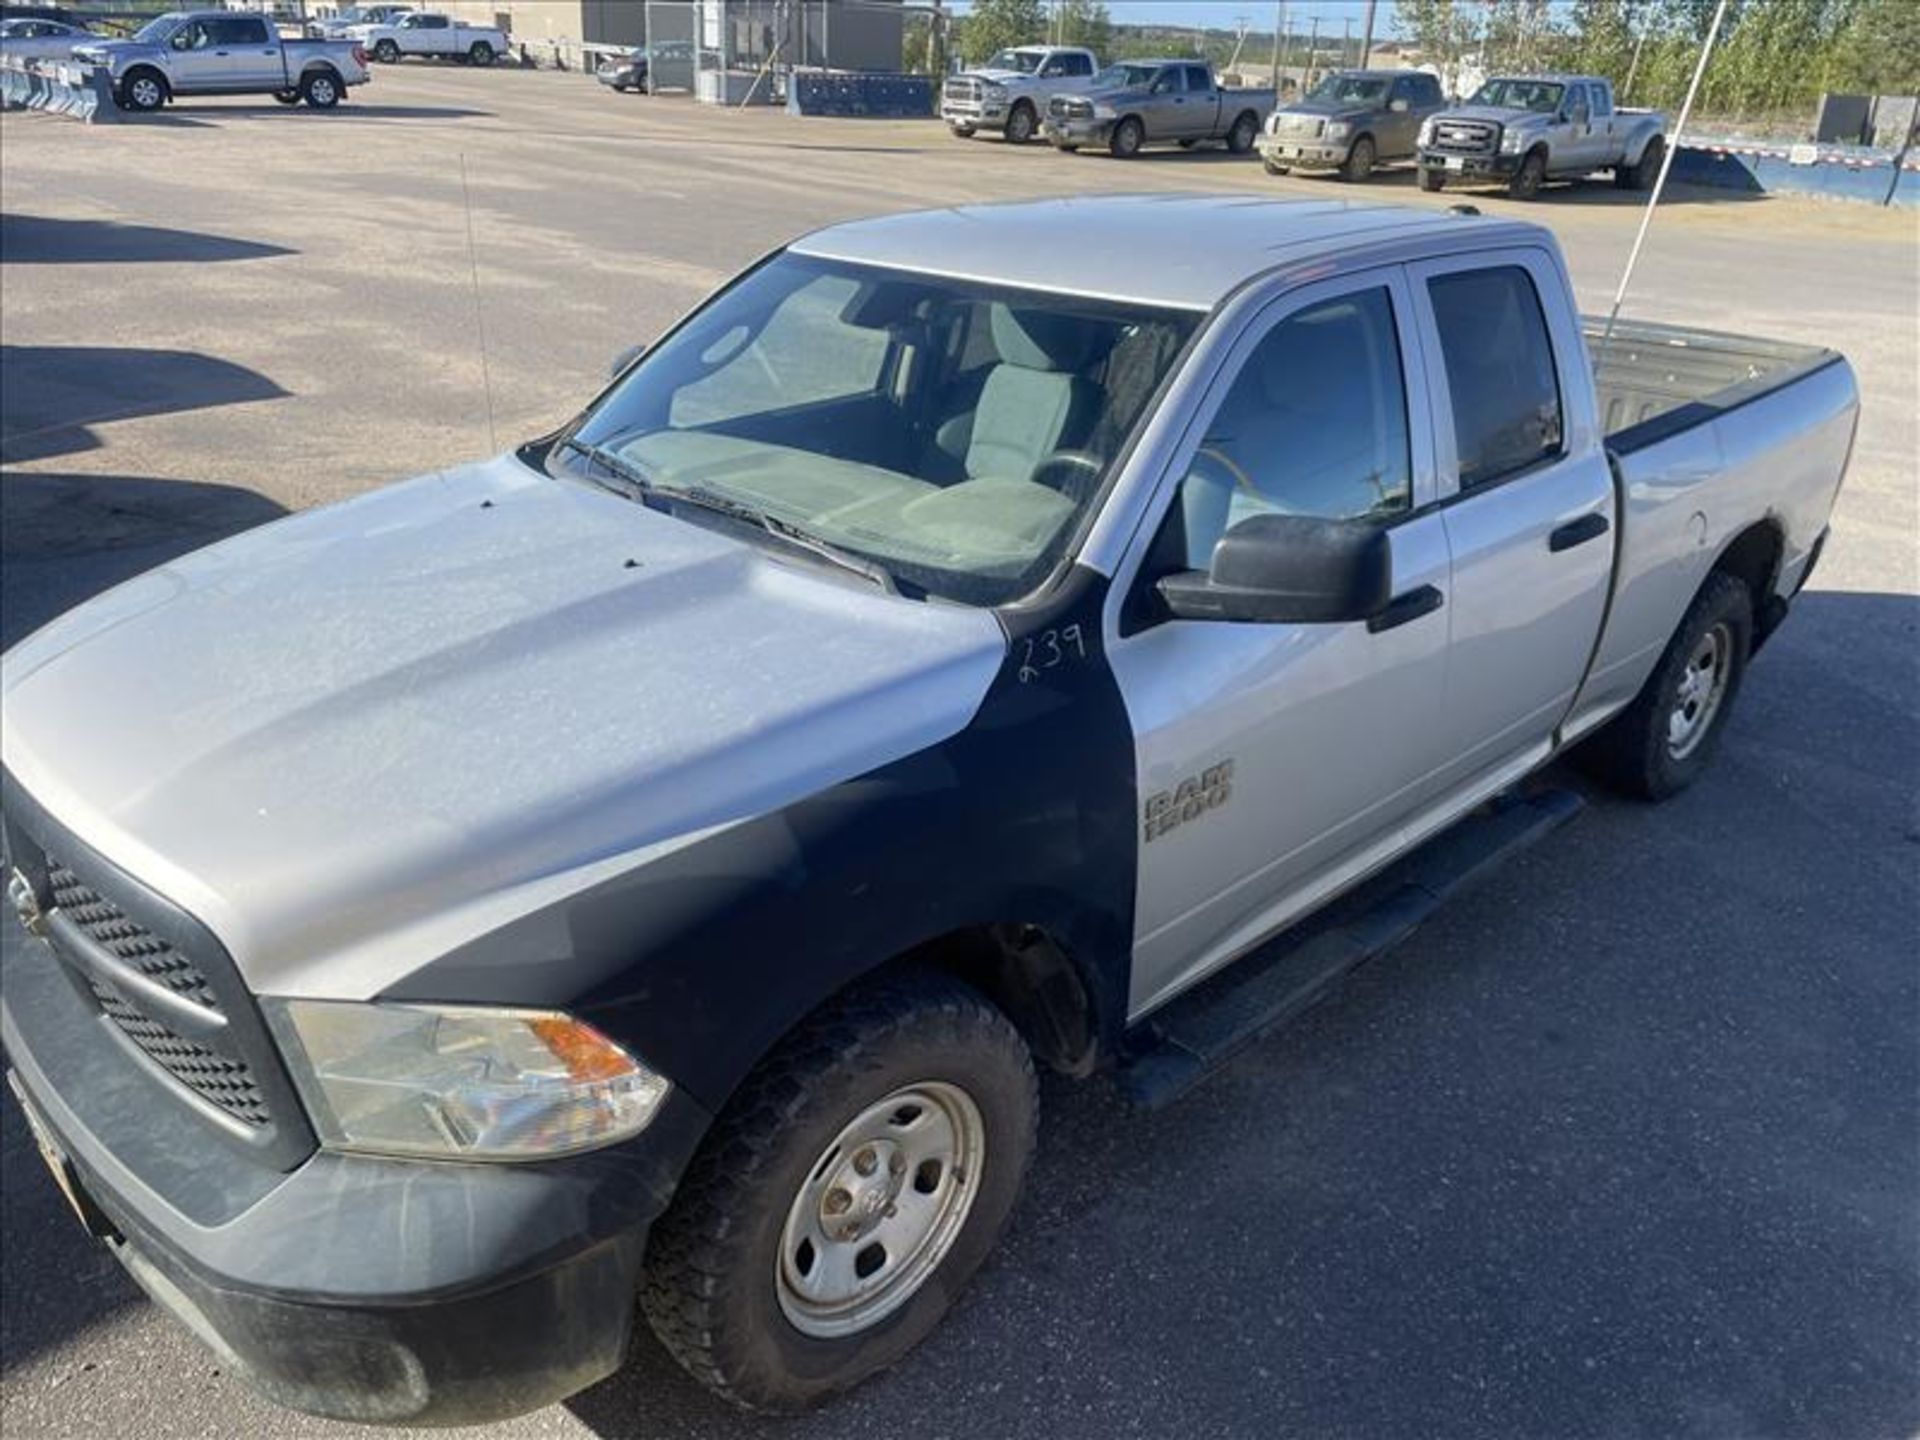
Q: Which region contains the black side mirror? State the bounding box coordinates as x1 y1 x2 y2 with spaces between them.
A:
609 343 646 378
1156 513 1392 624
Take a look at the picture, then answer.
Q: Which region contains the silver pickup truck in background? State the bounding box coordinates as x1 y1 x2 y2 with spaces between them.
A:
1418 73 1667 198
940 43 1100 143
77 10 368 110
0 198 1855 1426
1045 58 1275 157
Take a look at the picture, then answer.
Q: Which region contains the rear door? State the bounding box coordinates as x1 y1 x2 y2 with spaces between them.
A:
1182 64 1220 137
217 14 282 88
1105 268 1457 1015
1405 250 1614 799
403 13 450 54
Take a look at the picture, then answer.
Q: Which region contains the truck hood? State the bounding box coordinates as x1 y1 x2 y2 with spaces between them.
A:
0 455 1006 999
958 67 1033 84
71 39 140 61
1274 98 1378 120
1441 104 1538 126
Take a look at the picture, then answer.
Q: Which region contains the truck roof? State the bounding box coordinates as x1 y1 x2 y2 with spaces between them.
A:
790 194 1545 311
1484 73 1609 86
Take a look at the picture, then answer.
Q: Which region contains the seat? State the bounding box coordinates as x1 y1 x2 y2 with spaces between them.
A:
933 305 1100 483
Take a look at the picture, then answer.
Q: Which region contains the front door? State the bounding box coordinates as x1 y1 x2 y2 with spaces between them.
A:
1106 269 1457 1016
1405 249 1614 799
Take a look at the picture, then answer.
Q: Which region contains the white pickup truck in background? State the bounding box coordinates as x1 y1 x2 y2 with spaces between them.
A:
0 198 1857 1425
940 43 1100 144
349 10 506 66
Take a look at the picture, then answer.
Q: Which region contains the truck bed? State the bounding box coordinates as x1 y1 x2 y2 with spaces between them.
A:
1583 317 1839 452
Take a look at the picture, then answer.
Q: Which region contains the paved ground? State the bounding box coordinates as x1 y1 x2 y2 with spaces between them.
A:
1 65 1916 1440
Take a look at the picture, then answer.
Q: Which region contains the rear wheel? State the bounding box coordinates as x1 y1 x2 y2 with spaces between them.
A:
300 69 341 108
1573 571 1754 801
1226 111 1259 155
1618 134 1665 190
1109 115 1144 159
118 68 167 111
1508 148 1547 199
1418 167 1447 192
1340 134 1376 182
1003 101 1035 144
641 970 1037 1411
373 38 399 63
469 41 496 66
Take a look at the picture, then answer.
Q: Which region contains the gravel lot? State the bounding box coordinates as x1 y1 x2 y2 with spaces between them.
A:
2 64 1916 1440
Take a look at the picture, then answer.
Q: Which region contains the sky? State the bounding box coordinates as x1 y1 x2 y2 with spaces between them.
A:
952 1 1413 40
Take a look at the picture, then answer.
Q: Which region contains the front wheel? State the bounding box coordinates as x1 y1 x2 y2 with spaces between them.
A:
641 970 1038 1411
1003 101 1035 144
948 122 975 139
1109 115 1144 159
1339 134 1376 182
1263 158 1291 176
373 38 399 63
1573 571 1754 801
1508 148 1547 200
469 41 496 66
1418 167 1447 192
118 69 167 111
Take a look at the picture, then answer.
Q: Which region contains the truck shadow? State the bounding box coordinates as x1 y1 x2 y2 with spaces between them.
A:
0 345 288 464
1289 165 1764 205
0 213 293 265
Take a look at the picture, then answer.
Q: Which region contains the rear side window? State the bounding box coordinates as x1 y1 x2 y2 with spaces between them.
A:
1185 65 1211 92
1592 83 1613 115
1413 75 1442 105
1067 53 1092 76
1426 266 1564 488
222 17 270 44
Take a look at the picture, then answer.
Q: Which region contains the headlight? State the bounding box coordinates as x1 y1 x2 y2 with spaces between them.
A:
1500 128 1524 153
265 998 670 1160
1418 118 1435 145
1325 121 1351 140
981 81 1006 98
1092 102 1115 119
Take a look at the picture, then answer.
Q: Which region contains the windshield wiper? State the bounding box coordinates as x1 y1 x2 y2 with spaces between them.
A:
654 483 910 597
560 437 655 502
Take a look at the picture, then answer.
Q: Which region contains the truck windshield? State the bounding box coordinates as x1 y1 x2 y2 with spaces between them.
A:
556 254 1201 606
984 48 1043 73
1091 63 1159 88
1469 79 1564 113
1306 74 1389 103
132 14 183 42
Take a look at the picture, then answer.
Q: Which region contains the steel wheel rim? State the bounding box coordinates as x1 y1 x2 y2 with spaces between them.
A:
1667 622 1730 760
312 78 335 102
775 1081 985 1339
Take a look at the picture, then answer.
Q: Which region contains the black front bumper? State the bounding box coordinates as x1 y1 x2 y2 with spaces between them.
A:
2 900 711 1426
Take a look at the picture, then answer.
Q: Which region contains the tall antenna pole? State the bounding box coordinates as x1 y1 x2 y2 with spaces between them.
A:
1358 0 1375 70
1603 0 1731 343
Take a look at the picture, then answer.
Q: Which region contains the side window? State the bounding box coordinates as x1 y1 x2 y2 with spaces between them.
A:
172 21 210 49
1565 83 1588 117
421 14 449 28
1173 287 1412 567
668 272 892 428
1592 84 1613 116
1185 64 1212 93
1069 53 1093 76
1425 266 1564 489
226 18 270 44
1039 57 1063 77
1151 67 1179 94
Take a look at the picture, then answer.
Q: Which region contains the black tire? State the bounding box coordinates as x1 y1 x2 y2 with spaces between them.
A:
1055 142 1080 153
1226 111 1259 155
118 67 167 111
373 38 399 63
641 970 1038 1412
1003 101 1035 145
469 41 495 66
1340 133 1376 182
1109 115 1144 159
272 89 299 105
948 122 975 139
1263 158 1290 176
1177 137 1199 148
1508 147 1547 200
1572 571 1754 801
1418 167 1447 192
1619 135 1665 190
300 68 341 108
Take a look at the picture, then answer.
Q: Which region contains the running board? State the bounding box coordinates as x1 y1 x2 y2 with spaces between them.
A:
1118 788 1585 1110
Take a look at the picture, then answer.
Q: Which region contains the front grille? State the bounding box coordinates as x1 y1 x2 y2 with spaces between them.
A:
45 855 273 1130
48 862 219 1011
1430 118 1499 154
1050 95 1092 120
1271 112 1324 138
944 77 979 103
89 977 273 1127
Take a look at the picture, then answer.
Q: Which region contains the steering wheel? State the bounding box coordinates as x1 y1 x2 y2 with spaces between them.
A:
1028 450 1105 499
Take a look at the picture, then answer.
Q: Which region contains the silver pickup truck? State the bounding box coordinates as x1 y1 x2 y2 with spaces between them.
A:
1045 57 1274 157
77 9 368 110
1418 74 1667 198
0 198 1855 1425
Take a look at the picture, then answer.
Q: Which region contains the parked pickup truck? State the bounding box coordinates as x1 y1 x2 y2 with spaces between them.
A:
76 10 368 110
306 5 413 41
0 17 102 63
349 10 506 66
0 197 1856 1425
1418 73 1667 199
940 43 1099 144
1257 68 1447 180
1045 58 1274 157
